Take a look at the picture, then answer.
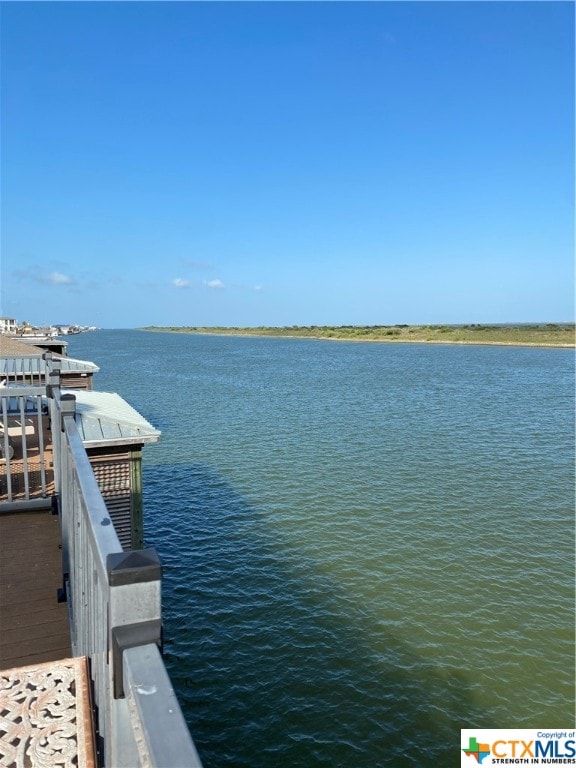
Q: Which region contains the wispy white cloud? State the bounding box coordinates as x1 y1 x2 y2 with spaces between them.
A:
205 279 224 289
44 271 75 285
14 267 76 286
254 284 264 292
172 278 191 288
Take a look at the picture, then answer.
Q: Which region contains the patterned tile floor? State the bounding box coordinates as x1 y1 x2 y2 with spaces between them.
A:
0 656 96 768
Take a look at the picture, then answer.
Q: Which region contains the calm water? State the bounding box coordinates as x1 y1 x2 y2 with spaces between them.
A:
66 331 574 767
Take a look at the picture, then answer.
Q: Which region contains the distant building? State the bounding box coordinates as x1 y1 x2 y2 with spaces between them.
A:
0 318 18 334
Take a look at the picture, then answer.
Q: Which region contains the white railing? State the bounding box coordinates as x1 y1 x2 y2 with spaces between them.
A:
0 385 50 510
54 390 203 767
0 367 203 766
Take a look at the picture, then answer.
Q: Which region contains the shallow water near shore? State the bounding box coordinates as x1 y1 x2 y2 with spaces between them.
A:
66 330 574 767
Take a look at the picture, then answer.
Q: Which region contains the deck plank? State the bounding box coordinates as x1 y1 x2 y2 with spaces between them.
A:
0 632 73 667
0 511 71 669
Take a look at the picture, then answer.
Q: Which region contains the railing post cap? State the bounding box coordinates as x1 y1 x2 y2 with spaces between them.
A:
107 548 162 586
60 393 76 424
46 353 61 371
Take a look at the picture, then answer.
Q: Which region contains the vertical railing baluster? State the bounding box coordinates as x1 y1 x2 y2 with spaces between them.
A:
78 482 86 655
71 462 80 654
1 397 12 502
35 395 47 497
60 394 76 600
19 396 30 500
47 355 62 497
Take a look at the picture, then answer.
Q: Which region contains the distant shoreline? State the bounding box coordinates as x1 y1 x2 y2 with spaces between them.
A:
139 324 575 349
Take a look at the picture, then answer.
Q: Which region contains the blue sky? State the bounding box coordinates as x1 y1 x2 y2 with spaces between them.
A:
1 1 573 328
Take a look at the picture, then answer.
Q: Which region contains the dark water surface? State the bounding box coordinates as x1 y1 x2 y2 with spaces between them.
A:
66 331 574 767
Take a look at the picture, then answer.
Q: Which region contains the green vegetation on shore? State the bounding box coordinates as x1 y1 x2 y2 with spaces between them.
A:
141 323 575 347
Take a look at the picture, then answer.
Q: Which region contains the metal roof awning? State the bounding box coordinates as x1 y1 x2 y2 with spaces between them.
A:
69 391 161 448
0 356 99 376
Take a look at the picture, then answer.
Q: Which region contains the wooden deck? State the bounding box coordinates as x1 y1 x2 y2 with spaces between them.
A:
0 510 71 669
0 419 96 767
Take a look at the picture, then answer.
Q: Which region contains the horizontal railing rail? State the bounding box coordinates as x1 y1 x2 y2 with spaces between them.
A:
123 644 203 767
